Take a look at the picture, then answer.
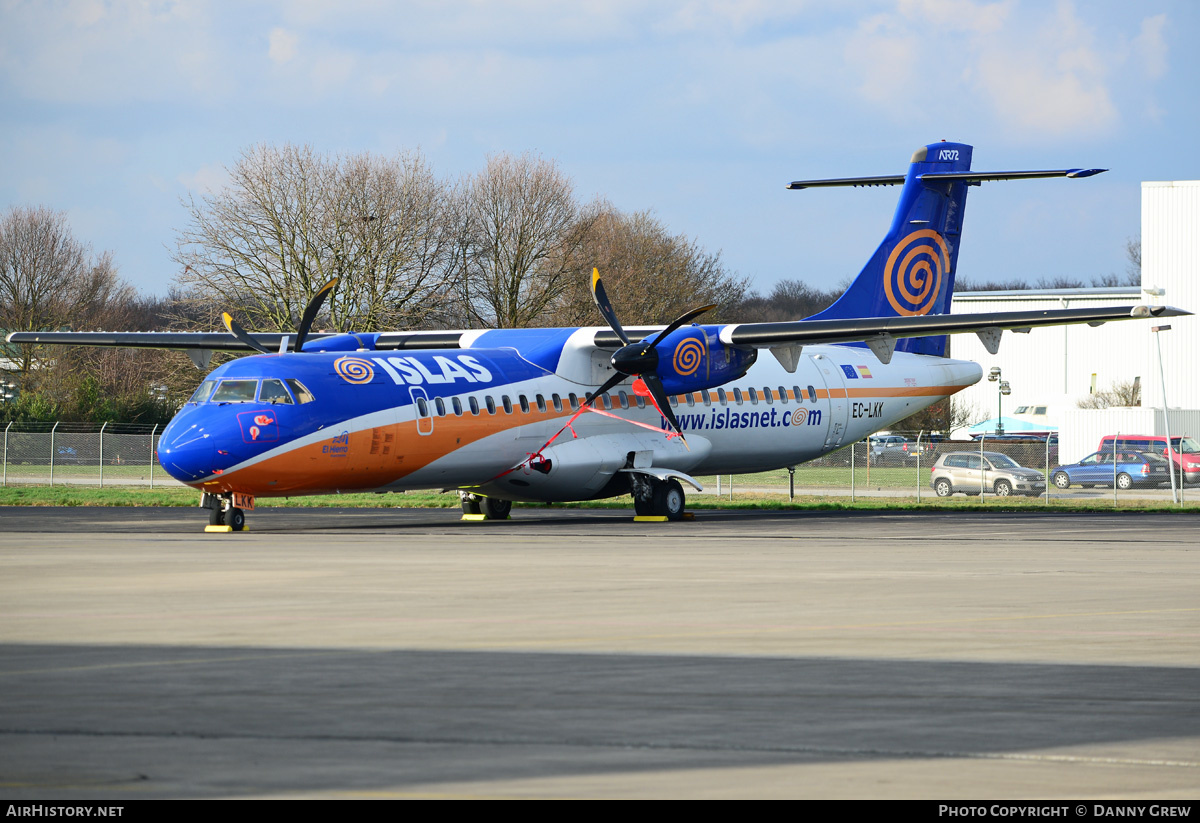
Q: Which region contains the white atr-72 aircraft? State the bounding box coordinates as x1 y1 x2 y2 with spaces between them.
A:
8 142 1186 529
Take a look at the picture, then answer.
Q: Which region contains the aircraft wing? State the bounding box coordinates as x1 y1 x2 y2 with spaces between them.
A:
7 304 1189 367
706 304 1189 365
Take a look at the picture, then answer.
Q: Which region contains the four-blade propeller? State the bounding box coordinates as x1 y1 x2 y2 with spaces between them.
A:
584 268 715 443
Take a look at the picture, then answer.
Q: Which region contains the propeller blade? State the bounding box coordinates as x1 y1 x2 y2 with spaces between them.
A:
582 371 626 408
590 268 630 346
294 277 339 353
221 312 273 354
641 372 687 447
647 303 717 349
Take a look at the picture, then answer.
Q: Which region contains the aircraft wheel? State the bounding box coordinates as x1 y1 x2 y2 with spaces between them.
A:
482 497 511 520
227 507 246 532
460 494 482 516
994 480 1012 497
1053 472 1071 489
208 506 225 526
934 479 953 498
655 479 686 522
1116 473 1133 490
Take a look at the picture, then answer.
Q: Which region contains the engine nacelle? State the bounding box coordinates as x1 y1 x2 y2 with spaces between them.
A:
653 325 757 396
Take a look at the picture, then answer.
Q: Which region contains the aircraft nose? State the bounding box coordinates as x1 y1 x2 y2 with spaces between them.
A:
157 421 218 483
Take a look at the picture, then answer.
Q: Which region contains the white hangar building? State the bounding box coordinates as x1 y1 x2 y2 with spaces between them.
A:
948 180 1200 463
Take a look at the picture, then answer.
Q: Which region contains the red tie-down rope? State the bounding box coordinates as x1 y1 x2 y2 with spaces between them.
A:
487 378 685 482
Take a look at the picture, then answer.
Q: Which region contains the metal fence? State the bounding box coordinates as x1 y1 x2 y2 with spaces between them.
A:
0 422 181 487
692 435 1191 506
0 423 1189 505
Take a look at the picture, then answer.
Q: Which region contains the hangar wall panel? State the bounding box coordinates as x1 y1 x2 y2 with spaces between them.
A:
1141 181 1200 409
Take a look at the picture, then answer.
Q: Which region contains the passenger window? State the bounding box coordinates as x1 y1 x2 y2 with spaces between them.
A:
733 388 743 405
597 395 609 410
212 380 259 403
763 387 773 405
469 396 480 415
486 396 496 415
552 394 562 412
669 395 678 407
619 391 629 409
778 386 787 405
518 395 529 413
685 393 694 407
502 396 513 414
416 397 428 417
636 395 646 408
452 397 463 416
569 393 580 411
748 388 758 405
536 394 547 413
286 379 316 404
807 386 817 402
435 398 446 417
703 391 712 407
718 389 727 405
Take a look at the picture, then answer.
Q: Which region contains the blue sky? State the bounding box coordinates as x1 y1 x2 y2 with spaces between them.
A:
1 0 1196 301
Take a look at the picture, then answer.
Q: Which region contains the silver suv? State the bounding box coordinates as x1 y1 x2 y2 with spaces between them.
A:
930 451 1046 497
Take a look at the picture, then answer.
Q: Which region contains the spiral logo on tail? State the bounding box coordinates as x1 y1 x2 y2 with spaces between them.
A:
672 338 704 377
884 229 950 316
334 356 375 385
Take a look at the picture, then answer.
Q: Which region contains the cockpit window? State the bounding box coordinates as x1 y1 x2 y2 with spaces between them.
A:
211 380 259 403
285 379 315 404
189 380 216 404
258 379 293 405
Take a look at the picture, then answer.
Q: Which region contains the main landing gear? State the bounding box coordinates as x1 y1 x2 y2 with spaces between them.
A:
459 492 512 521
202 491 249 532
631 475 687 522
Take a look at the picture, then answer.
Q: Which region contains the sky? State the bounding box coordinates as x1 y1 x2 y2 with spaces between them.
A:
1 0 1196 302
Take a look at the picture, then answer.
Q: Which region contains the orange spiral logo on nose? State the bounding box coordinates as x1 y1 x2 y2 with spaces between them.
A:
334 356 375 384
884 230 950 316
672 338 704 376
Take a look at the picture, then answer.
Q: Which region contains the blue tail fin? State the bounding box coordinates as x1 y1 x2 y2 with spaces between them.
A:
806 142 975 357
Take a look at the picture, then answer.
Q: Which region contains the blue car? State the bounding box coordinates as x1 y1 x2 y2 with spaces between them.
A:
1051 451 1171 490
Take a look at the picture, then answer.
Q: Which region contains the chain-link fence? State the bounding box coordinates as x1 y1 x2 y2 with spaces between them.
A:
1 423 1189 504
1 422 182 487
692 434 1191 506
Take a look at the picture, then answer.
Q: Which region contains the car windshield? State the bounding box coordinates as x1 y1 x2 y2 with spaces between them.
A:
1171 437 1200 454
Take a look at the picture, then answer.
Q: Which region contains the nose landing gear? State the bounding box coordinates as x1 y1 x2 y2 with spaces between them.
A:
202 491 250 532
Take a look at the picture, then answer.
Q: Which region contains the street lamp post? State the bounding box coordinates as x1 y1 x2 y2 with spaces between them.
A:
987 367 1011 436
1151 325 1179 506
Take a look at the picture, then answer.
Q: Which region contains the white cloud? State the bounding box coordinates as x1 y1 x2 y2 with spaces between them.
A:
268 27 299 64
177 162 229 194
1132 13 1168 79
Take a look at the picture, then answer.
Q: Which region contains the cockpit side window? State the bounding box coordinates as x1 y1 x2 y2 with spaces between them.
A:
190 381 216 404
285 379 316 404
258 379 294 405
211 380 259 403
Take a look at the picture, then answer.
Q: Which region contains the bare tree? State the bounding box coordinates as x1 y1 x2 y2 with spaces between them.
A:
453 153 593 328
174 143 454 333
0 206 135 375
549 205 748 327
1077 379 1142 409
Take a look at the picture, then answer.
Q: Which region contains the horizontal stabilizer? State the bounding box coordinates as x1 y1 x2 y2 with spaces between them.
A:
787 169 1105 190
786 175 905 190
